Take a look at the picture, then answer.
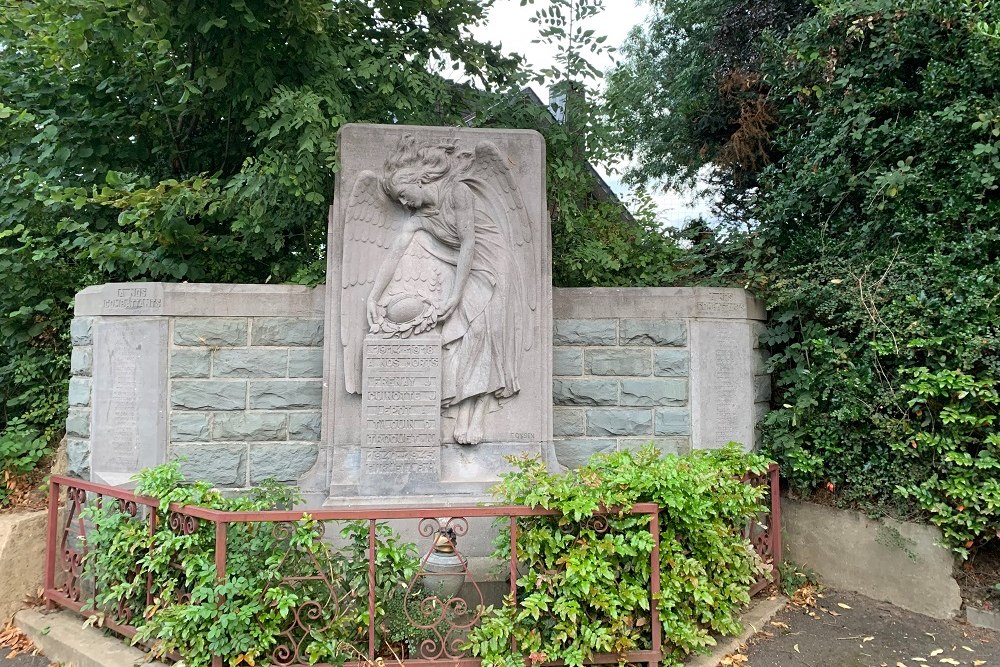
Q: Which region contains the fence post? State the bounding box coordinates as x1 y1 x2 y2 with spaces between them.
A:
212 520 228 667
44 478 60 610
770 464 782 585
649 507 661 667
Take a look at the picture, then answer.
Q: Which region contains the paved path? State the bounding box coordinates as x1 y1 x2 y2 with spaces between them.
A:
742 589 1000 667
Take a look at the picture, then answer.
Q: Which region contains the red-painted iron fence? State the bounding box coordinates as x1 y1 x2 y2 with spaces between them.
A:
44 464 779 667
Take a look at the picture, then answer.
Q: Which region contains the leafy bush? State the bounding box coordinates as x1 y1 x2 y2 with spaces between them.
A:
466 445 773 667
747 0 1000 553
891 368 1000 557
82 462 425 667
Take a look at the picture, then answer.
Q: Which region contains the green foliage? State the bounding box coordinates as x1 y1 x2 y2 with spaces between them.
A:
752 0 1000 555
0 0 520 480
777 561 820 597
81 462 425 667
466 445 773 667
474 0 696 288
892 368 1000 557
605 0 810 215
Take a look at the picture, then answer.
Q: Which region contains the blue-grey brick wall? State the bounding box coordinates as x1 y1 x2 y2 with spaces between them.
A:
552 317 692 469
166 316 323 488
67 317 94 478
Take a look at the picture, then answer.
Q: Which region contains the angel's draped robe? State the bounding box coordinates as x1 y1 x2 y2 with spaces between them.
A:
412 178 524 406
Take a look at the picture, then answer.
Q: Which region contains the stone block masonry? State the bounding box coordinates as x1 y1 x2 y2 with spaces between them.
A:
69 282 768 494
69 283 328 490
550 287 768 469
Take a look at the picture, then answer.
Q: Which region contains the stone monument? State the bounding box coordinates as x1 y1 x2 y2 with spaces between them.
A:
323 124 553 504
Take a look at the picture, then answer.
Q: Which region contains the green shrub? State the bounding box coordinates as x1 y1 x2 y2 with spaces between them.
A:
891 368 1000 557
466 444 773 667
81 462 424 667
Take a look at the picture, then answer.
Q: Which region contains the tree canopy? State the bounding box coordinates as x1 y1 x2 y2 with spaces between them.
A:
0 0 521 480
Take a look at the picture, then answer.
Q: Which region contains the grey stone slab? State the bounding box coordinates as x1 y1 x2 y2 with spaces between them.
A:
213 349 288 378
171 380 246 411
91 319 168 486
690 319 755 451
288 412 322 441
552 438 616 469
75 283 325 317
213 412 287 441
754 374 771 403
620 379 687 407
552 287 765 322
171 444 247 487
654 349 689 377
585 349 651 376
76 283 165 316
66 439 91 479
553 378 618 406
618 437 689 456
324 124 552 502
70 317 93 345
252 318 324 347
170 413 210 442
70 347 92 377
752 321 767 349
250 444 319 483
173 318 248 347
586 409 653 436
553 408 585 437
967 607 1000 631
250 380 322 409
169 349 211 378
552 348 583 376
65 409 90 438
68 377 91 407
654 407 690 435
553 319 617 346
288 349 324 377
620 319 687 347
753 349 769 375
783 499 961 620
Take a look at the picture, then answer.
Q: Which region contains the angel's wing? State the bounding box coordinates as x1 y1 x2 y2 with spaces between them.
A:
341 171 401 394
463 140 537 348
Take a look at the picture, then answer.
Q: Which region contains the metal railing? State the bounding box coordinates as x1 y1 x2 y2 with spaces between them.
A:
44 464 780 667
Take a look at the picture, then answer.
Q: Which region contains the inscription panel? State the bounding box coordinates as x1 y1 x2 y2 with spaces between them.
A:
691 320 754 450
696 289 745 319
95 284 166 315
92 319 168 485
361 335 442 476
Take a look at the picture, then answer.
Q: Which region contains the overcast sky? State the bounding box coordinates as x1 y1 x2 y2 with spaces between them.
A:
469 0 714 228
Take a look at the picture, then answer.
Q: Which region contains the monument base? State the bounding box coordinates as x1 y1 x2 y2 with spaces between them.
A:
323 441 558 506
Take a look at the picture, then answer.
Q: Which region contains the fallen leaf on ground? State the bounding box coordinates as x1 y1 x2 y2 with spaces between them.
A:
973 661 986 666
939 659 959 666
863 637 875 643
720 653 748 666
931 649 943 657
0 622 40 659
963 647 974 652
794 644 800 653
898 662 909 667
771 621 789 629
837 602 852 609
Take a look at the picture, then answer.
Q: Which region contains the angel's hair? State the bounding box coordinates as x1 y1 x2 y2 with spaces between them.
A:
382 134 456 199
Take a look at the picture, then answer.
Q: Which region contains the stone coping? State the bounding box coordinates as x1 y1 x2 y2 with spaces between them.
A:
76 283 765 320
552 287 766 320
75 283 326 317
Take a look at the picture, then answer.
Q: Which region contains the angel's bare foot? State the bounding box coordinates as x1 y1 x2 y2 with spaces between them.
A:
465 396 489 444
454 400 472 444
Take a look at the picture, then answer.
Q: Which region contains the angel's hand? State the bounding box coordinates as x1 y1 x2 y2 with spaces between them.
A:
366 297 380 329
438 295 460 321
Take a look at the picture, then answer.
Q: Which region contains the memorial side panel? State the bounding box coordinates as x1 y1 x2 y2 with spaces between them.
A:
690 319 754 450
91 319 168 485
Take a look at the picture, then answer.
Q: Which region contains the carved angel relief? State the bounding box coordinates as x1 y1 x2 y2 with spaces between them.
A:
341 135 537 445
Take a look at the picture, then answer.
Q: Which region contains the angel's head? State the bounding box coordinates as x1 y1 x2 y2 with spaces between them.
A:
382 135 455 210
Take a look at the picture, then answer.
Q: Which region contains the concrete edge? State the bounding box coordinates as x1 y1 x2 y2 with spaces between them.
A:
966 606 1000 632
685 595 789 667
15 608 167 667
